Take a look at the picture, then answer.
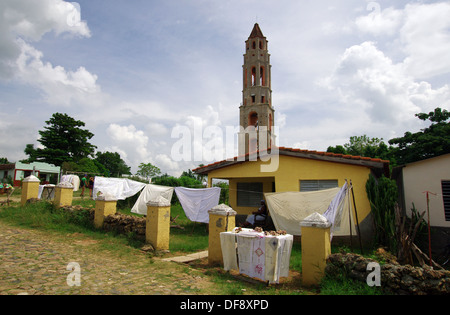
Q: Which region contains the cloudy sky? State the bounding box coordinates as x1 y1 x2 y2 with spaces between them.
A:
1 0 449 176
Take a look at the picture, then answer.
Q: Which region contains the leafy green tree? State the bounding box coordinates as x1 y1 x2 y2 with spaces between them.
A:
389 107 450 165
95 151 131 177
22 144 39 163
136 162 161 179
61 157 107 176
24 113 97 166
326 145 347 155
0 157 9 164
327 135 392 162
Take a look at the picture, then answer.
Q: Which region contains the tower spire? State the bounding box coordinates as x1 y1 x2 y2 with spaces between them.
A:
249 23 265 39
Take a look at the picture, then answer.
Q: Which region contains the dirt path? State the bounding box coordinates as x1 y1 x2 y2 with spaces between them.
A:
0 221 215 295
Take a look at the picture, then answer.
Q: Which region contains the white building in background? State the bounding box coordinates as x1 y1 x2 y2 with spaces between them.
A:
394 153 450 228
0 161 61 187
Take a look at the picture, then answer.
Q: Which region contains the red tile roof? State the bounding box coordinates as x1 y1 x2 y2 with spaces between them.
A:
193 147 390 175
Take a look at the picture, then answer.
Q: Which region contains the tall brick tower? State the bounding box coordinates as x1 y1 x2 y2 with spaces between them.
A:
238 23 275 156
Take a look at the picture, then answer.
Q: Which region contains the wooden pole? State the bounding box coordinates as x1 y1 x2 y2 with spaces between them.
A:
347 180 353 252
423 191 436 267
350 180 364 255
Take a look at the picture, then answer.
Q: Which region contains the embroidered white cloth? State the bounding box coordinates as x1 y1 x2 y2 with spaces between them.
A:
93 177 146 201
220 228 293 284
174 187 221 223
131 184 174 215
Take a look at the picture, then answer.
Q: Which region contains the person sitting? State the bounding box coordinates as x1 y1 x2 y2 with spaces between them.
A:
244 200 267 227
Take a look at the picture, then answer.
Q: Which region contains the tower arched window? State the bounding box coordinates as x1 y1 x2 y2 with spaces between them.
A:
249 112 258 127
260 66 265 86
251 67 256 86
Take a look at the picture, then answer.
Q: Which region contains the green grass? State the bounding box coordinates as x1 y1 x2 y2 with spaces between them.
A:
319 273 385 295
0 201 90 232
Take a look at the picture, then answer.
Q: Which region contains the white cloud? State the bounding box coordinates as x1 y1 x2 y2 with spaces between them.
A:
400 2 450 79
0 111 39 161
146 122 169 137
2 0 90 41
14 39 101 106
320 40 450 143
354 2 450 79
0 0 90 78
154 154 180 175
106 124 151 167
355 6 403 37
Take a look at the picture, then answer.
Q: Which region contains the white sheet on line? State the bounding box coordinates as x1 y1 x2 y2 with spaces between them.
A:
93 177 146 201
264 186 355 237
60 175 80 191
131 184 174 215
323 182 350 240
174 187 221 224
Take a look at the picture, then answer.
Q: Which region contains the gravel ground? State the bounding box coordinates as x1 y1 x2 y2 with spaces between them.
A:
0 221 214 295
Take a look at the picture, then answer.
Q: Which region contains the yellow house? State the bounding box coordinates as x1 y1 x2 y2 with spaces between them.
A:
194 147 389 243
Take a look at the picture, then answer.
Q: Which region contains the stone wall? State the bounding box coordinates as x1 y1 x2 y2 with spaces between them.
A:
326 253 450 295
60 205 146 239
103 213 146 239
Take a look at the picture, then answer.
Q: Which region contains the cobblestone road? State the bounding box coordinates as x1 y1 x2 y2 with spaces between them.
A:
0 221 213 295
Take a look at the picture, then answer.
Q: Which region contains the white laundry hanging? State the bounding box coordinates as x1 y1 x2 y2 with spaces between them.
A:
323 182 350 240
60 175 80 191
93 177 146 201
131 184 174 215
174 187 221 224
265 186 355 237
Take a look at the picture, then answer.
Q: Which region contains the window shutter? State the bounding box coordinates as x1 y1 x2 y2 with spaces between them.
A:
442 181 450 222
237 182 263 207
300 180 338 192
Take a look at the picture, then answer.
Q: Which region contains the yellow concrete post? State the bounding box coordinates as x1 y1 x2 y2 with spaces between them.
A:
146 196 171 251
300 212 332 287
53 182 74 208
94 196 118 229
208 204 237 265
21 175 40 206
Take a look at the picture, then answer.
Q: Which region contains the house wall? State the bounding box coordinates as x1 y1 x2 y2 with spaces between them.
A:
402 154 450 228
1 169 15 182
12 162 61 187
207 155 373 223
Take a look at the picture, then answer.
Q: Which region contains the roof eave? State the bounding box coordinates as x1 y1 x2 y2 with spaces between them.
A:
193 149 389 176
